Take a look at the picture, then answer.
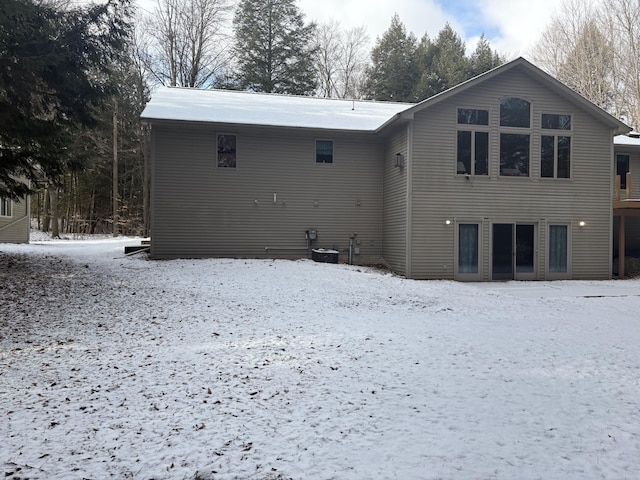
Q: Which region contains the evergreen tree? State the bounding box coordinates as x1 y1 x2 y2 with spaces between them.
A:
233 0 317 95
0 0 132 199
364 14 418 102
414 23 469 100
469 34 505 77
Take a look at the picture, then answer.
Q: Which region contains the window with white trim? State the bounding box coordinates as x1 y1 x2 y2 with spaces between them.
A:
541 114 572 179
499 98 531 177
456 108 489 176
0 198 11 217
316 139 333 163
548 224 568 274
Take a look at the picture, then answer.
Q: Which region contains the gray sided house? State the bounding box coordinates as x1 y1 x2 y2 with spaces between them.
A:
0 191 29 244
142 57 631 281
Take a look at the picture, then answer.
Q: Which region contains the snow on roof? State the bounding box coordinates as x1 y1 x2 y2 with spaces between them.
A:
615 134 640 146
141 86 414 132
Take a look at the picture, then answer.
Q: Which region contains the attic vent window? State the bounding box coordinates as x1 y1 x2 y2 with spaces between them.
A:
316 140 333 163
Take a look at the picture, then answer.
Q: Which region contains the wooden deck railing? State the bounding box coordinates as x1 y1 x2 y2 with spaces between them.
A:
615 172 632 201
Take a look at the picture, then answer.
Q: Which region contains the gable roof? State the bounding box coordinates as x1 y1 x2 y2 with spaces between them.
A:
141 87 413 132
378 57 631 135
141 58 630 137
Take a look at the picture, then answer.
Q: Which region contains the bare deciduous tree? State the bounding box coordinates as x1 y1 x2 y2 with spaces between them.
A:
531 0 640 128
314 21 370 99
144 0 230 88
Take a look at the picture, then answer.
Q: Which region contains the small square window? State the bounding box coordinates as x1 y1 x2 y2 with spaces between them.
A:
316 140 333 163
217 134 237 168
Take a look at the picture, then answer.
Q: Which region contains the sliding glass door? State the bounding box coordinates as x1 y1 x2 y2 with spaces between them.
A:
492 223 536 280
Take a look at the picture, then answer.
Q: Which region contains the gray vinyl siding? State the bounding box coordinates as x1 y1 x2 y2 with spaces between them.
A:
0 196 29 244
408 68 614 280
382 125 409 275
150 122 384 262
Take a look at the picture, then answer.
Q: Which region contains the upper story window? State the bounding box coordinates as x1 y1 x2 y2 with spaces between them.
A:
457 108 489 176
217 134 237 168
0 198 11 217
542 113 571 130
617 154 630 189
541 113 572 179
316 139 333 163
499 98 531 177
541 135 571 178
500 98 530 128
458 108 489 125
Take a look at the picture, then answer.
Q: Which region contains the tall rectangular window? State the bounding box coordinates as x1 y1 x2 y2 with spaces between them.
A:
541 135 571 178
316 140 333 163
617 154 630 189
0 198 11 217
457 108 489 176
458 224 479 274
549 225 568 273
217 134 237 168
500 133 530 176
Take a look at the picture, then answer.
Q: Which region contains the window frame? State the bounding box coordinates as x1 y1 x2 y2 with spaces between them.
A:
315 139 334 164
217 133 237 169
456 107 490 176
455 221 483 281
617 153 630 189
0 198 11 217
547 223 572 279
499 97 532 178
541 134 572 179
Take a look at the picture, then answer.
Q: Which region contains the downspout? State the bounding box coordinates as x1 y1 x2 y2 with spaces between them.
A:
405 120 414 279
609 128 615 279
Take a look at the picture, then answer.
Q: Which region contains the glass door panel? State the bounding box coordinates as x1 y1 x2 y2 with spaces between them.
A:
492 224 513 280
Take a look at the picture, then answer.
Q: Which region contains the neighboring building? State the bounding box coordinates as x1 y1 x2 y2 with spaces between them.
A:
0 193 29 244
141 57 632 281
613 134 640 275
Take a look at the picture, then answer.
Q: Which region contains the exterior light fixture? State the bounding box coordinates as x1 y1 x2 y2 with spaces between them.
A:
395 153 405 168
444 219 452 226
579 221 586 227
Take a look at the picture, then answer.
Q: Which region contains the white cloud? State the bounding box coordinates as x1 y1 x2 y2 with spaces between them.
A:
297 0 566 58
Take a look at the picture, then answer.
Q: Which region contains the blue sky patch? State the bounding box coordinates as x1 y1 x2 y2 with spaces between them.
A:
434 0 501 41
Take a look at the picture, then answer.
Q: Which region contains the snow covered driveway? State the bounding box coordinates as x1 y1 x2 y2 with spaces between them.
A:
1 239 640 479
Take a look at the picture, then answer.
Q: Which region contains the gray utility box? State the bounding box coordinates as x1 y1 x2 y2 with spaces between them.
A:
311 248 339 264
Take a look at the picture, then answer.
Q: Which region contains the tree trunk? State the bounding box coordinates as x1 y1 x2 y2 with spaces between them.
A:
50 188 59 238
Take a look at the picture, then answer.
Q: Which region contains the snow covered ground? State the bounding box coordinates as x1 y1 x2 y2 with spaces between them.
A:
1 236 640 480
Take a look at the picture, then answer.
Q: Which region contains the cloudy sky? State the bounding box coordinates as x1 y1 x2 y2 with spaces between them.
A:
133 0 566 59
297 0 565 58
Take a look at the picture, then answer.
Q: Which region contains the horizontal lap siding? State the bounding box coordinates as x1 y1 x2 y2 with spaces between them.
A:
151 123 384 262
0 197 29 243
383 126 408 275
410 68 613 280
